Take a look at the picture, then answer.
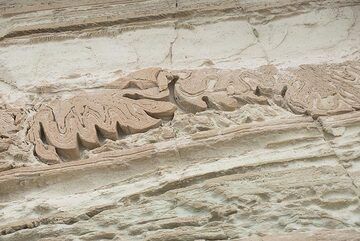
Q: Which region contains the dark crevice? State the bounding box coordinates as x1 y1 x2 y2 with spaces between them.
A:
123 93 142 100
116 122 124 139
95 124 107 144
167 74 180 105
54 148 63 162
76 134 87 160
39 122 48 145
254 86 261 96
201 96 211 108
281 85 288 97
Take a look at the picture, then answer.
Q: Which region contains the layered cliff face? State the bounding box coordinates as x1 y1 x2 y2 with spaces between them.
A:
1 1 360 240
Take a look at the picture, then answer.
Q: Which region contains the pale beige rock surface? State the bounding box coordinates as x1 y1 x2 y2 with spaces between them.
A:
0 0 360 240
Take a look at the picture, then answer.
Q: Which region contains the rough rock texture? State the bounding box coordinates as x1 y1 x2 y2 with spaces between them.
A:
1 0 360 240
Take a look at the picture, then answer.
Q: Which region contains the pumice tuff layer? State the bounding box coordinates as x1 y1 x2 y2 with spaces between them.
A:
0 1 360 240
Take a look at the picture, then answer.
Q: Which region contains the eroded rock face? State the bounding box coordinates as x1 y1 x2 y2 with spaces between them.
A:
286 62 360 116
174 61 360 116
0 107 32 169
27 68 176 164
1 1 360 241
17 61 360 165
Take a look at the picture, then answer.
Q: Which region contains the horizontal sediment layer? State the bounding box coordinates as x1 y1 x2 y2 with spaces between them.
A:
1 1 360 240
1 0 358 42
1 112 359 239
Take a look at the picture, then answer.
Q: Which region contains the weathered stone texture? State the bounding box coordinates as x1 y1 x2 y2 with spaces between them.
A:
0 0 360 240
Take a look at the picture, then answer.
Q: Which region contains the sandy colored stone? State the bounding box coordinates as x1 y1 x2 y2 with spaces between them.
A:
0 1 360 241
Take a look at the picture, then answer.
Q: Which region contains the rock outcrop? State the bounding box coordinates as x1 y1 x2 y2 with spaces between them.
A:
0 0 360 240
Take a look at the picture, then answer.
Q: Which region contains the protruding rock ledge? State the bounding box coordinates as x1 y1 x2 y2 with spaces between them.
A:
20 61 360 165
